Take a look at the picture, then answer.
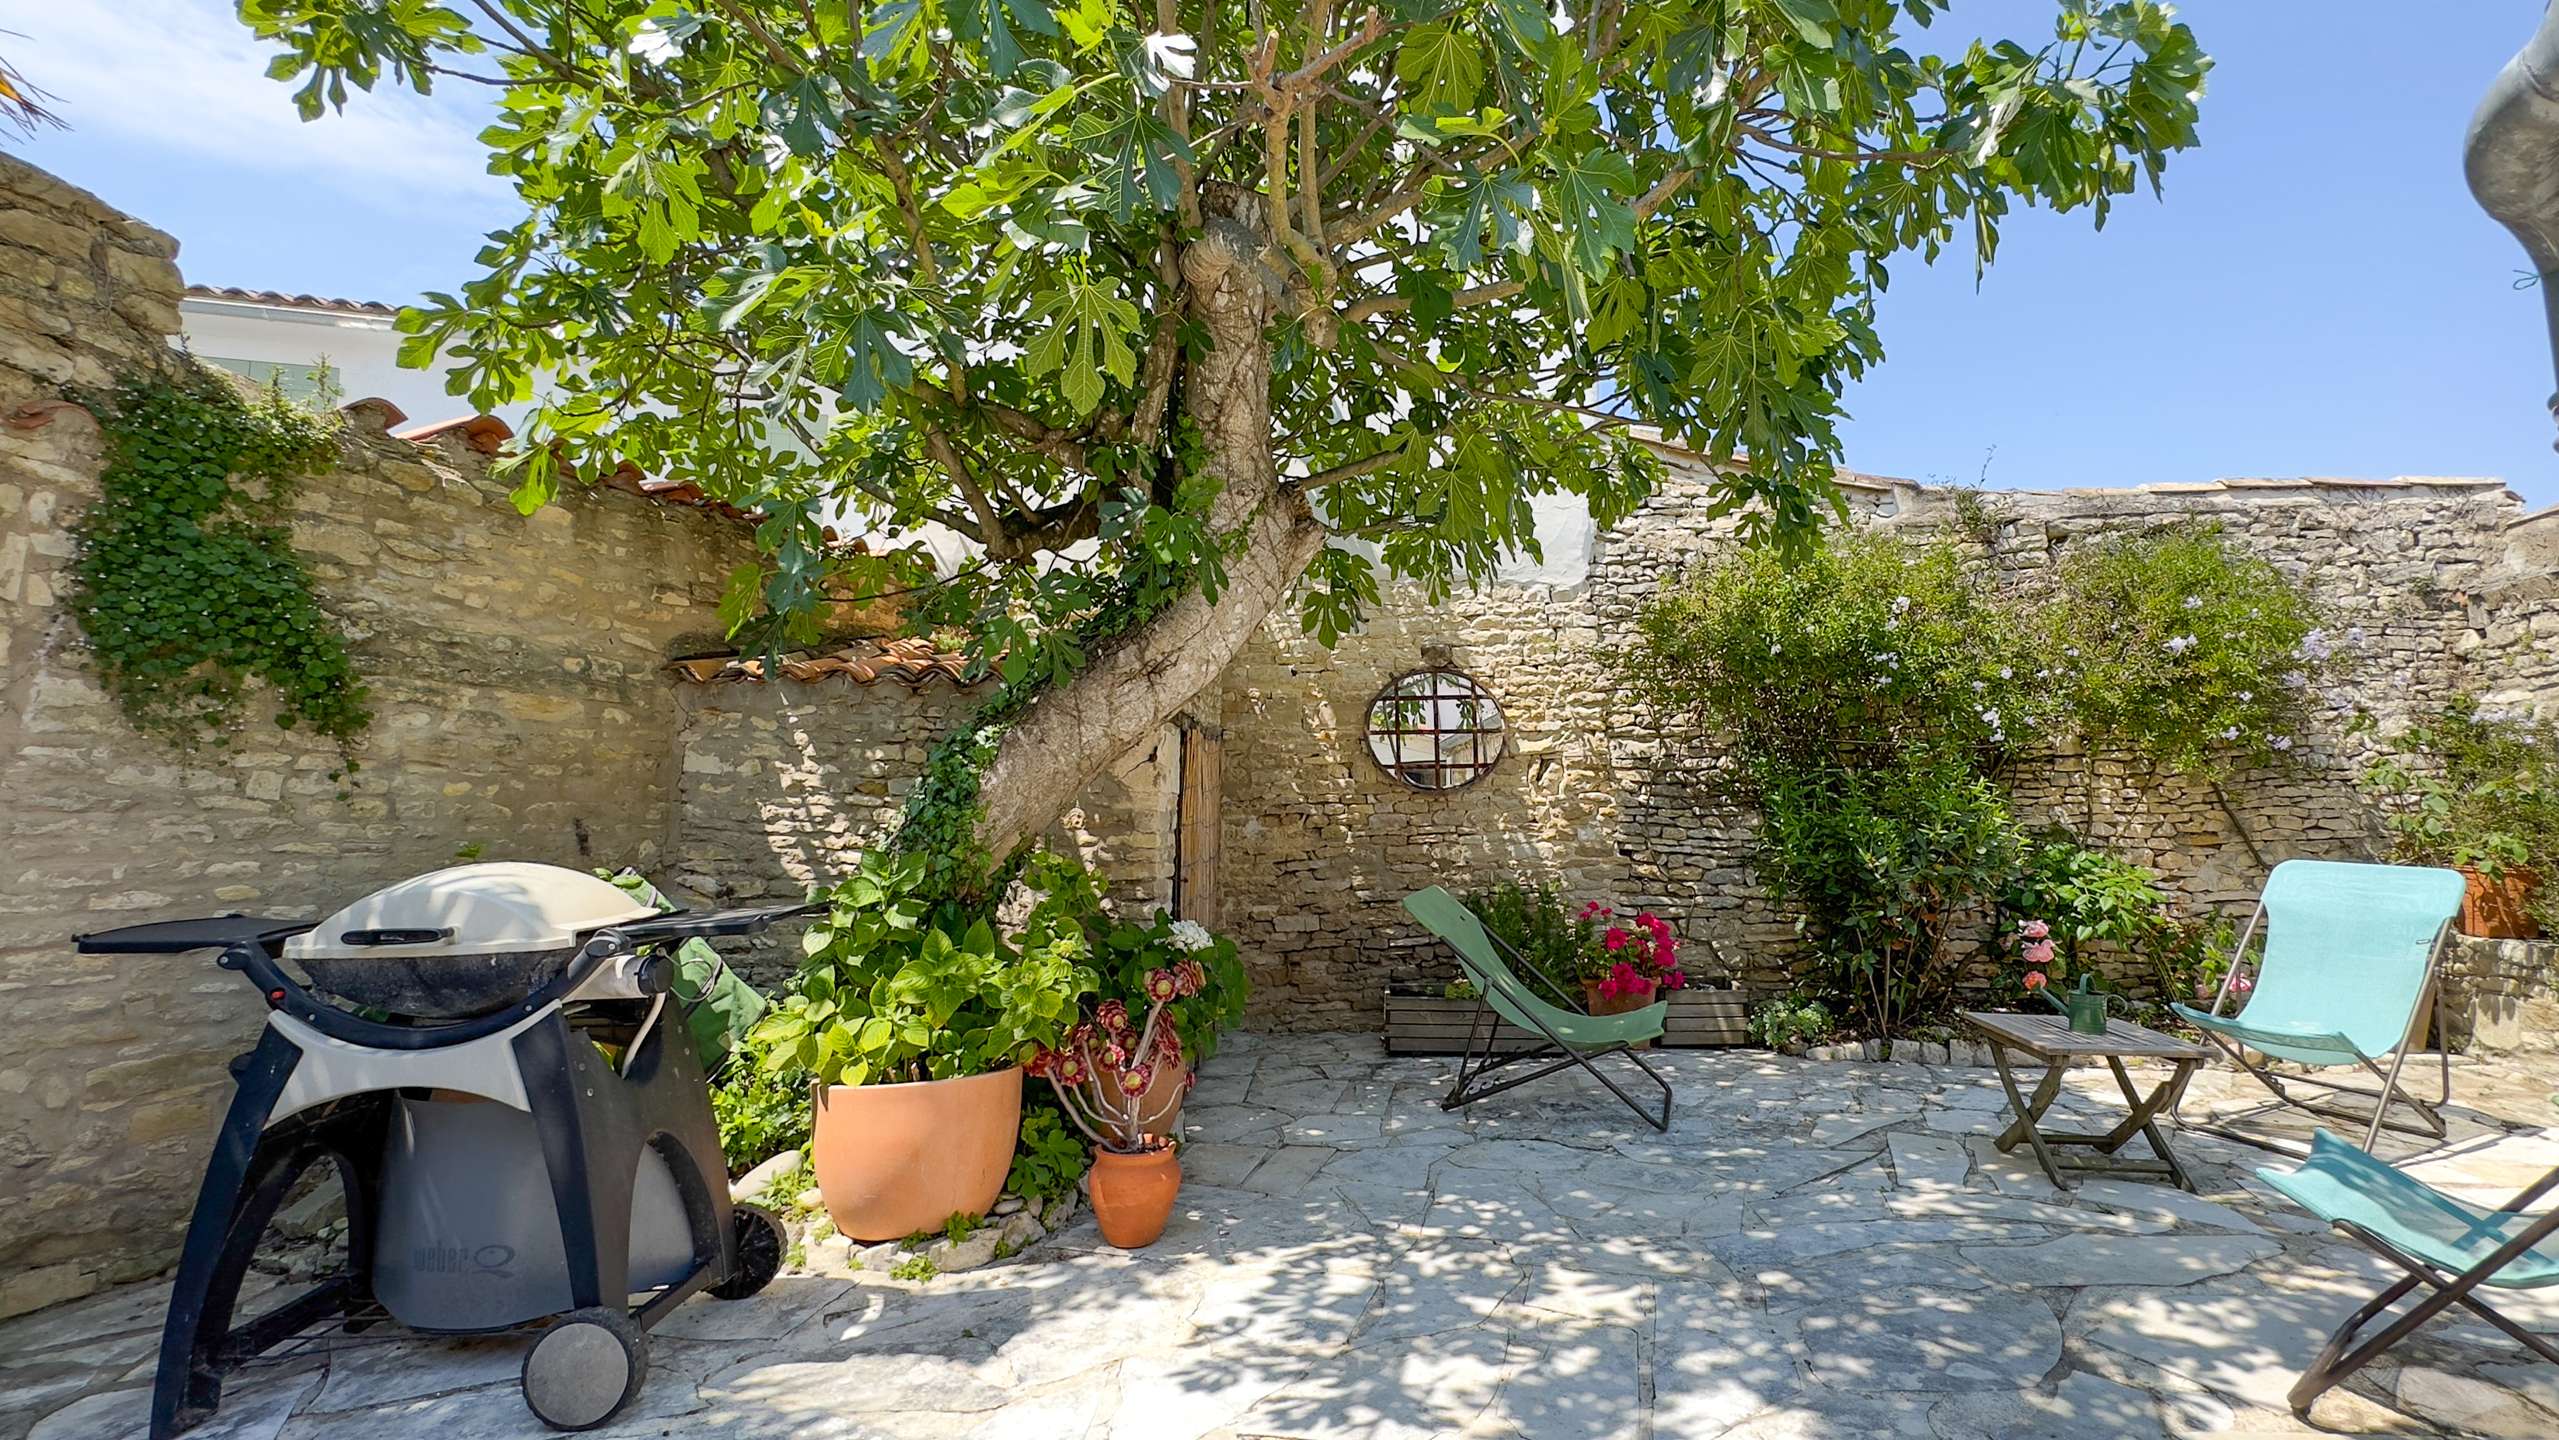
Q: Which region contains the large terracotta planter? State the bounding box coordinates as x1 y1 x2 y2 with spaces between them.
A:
811 1067 1021 1242
2459 866 2542 939
1088 1145 1182 1248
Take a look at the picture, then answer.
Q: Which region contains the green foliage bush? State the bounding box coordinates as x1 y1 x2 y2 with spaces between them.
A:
67 372 368 759
753 850 1090 1087
1635 525 2324 1038
1017 851 1248 1065
1747 995 1835 1051
2054 524 2329 771
1006 1103 1089 1206
1460 881 1587 996
709 1062 811 1177
2366 697 2559 933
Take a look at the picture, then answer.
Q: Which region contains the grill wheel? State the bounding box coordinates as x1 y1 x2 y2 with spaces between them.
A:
521 1306 648 1431
712 1203 786 1301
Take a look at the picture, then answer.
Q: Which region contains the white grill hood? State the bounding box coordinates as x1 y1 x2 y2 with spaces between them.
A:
285 863 657 961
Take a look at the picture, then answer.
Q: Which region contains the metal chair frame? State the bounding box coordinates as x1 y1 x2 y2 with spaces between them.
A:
2173 901 2454 1155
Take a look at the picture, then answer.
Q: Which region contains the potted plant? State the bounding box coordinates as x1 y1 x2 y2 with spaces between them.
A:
2365 699 2559 939
1018 853 1248 1137
1572 903 1691 1016
752 851 1089 1242
1027 954 1215 1248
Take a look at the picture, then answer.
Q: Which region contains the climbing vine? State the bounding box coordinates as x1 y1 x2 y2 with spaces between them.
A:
66 372 369 760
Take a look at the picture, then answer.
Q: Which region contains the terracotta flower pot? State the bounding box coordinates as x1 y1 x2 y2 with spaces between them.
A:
811 1067 1021 1242
1137 1059 1189 1140
1088 1145 1182 1248
1581 980 1656 1018
2458 866 2542 939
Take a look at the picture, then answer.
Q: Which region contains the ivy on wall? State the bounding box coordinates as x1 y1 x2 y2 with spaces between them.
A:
66 372 370 762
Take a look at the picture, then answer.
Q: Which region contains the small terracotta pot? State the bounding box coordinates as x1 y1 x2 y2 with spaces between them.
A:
2459 866 2542 939
1088 1145 1182 1249
1137 1059 1190 1140
811 1067 1021 1242
1581 981 1657 1018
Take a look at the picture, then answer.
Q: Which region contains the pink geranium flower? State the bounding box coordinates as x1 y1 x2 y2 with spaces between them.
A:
1603 927 1630 952
2022 938 2056 968
2020 919 2051 941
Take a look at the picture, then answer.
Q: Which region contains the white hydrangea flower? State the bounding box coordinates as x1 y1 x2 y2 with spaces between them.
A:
1168 919 1217 953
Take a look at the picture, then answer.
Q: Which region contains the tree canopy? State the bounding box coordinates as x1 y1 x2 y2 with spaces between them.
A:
245 0 2206 691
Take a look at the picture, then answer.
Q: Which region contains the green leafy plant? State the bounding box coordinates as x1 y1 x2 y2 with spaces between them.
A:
1999 833 2169 986
66 371 367 759
708 1059 812 1177
753 850 1091 1088
889 1254 936 1283
2052 522 2330 773
1018 851 1248 1066
1748 995 1835 1052
1442 978 1479 1001
2366 697 2559 931
1637 526 2326 1038
1461 882 1587 996
1006 1104 1090 1206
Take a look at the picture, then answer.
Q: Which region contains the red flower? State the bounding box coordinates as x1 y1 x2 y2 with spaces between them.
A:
1663 969 1688 991
1603 927 1630 952
2023 970 2048 991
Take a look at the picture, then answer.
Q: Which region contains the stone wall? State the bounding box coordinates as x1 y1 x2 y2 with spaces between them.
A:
1213 456 2544 1030
0 155 755 1316
667 678 1181 986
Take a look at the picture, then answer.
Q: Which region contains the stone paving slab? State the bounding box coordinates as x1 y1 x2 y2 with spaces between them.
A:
8 1035 2557 1440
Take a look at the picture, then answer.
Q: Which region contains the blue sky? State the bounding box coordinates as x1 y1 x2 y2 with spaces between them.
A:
10 2 2557 504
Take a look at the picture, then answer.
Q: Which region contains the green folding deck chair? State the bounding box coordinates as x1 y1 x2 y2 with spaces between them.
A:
1402 886 1672 1131
2260 1127 2559 1419
2169 859 2464 1154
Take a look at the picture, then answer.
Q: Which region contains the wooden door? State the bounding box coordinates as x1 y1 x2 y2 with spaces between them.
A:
1175 722 1222 926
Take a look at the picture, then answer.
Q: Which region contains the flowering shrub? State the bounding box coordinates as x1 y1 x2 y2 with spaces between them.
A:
1635 525 2327 1039
1580 903 1690 1003
1466 882 1694 1008
2366 697 2559 934
2052 522 2333 773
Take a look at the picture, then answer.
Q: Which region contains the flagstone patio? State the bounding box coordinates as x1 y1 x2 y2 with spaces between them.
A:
8 1034 2557 1440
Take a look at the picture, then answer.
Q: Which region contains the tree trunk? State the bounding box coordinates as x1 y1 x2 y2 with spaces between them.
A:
971 211 1327 865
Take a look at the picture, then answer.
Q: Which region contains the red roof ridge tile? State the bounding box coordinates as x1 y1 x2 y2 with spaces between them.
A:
183 284 402 318
669 638 981 689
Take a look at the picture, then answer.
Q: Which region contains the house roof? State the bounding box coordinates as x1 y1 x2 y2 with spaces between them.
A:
182 285 402 318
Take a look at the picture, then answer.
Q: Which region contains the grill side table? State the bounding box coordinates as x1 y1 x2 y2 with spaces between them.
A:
1960 1010 2214 1192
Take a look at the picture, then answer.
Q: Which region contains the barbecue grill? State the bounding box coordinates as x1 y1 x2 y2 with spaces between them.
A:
77 863 814 1436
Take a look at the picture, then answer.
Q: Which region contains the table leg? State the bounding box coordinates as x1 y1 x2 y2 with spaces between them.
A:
2102 1056 2200 1192
1989 1043 2073 1190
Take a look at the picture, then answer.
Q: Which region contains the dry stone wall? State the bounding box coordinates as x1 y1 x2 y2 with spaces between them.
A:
1214 457 2551 1033
668 679 1180 986
0 156 755 1316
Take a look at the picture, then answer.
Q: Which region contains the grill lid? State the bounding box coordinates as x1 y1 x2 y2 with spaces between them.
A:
284 863 658 962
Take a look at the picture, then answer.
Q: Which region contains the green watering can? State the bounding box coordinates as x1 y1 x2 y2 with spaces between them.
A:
2037 974 2115 1036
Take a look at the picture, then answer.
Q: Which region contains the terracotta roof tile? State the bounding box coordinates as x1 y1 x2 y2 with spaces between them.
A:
183 284 401 318
671 637 979 688
395 414 513 455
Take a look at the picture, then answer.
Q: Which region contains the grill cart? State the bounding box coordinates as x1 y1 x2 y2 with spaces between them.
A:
77 863 813 1436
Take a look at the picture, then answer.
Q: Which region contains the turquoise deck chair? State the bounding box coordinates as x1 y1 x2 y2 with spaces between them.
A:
2169 859 2463 1154
2260 1127 2559 1418
1402 887 1672 1131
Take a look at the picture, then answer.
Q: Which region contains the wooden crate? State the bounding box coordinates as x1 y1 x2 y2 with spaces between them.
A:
1384 988 1750 1054
1661 988 1749 1047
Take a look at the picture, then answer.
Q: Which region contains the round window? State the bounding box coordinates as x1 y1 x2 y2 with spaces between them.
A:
1364 670 1507 791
